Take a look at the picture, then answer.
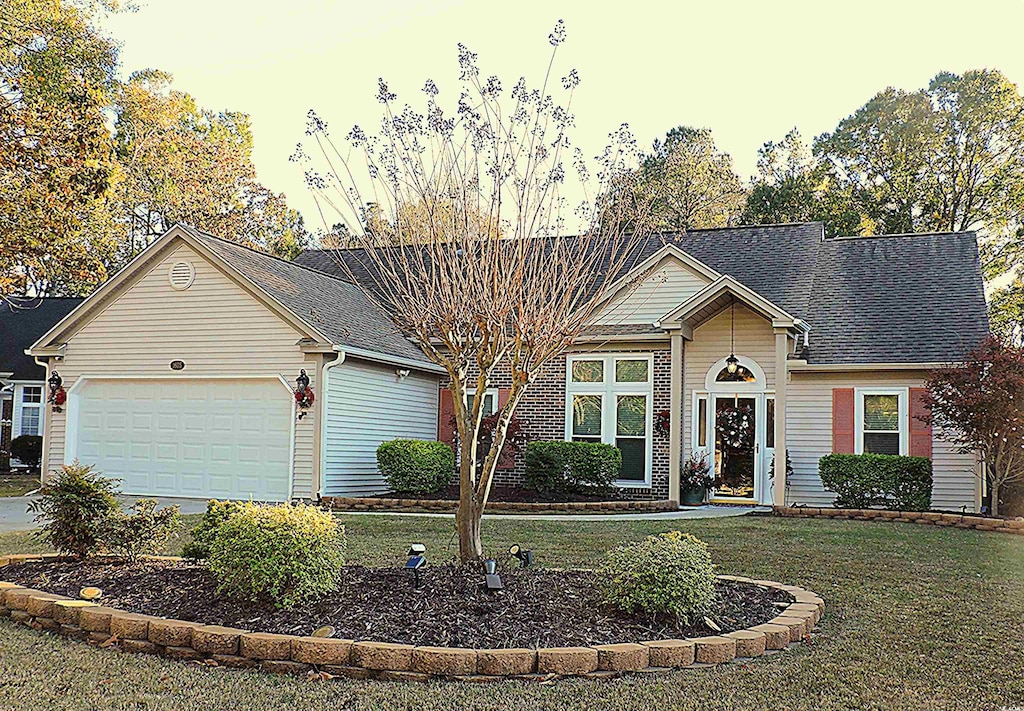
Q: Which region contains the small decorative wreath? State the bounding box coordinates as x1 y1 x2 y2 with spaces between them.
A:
654 409 671 437
294 387 315 409
716 403 754 450
49 386 66 413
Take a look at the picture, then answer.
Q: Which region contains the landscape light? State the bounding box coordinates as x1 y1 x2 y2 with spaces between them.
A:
508 544 533 568
483 558 504 592
312 625 336 638
405 543 427 588
79 586 102 601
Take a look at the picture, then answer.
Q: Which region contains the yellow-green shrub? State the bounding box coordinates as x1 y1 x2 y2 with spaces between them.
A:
207 502 345 608
599 531 716 621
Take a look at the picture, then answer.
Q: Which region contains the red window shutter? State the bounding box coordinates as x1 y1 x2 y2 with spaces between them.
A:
496 388 515 470
832 388 855 454
909 387 932 459
438 388 455 451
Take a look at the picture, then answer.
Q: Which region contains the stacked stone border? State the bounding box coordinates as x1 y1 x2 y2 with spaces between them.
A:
322 496 677 515
774 505 1024 534
0 554 823 682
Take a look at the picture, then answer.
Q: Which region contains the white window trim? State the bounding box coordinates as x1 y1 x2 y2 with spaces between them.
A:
854 387 909 456
468 388 499 417
13 382 44 439
565 353 654 488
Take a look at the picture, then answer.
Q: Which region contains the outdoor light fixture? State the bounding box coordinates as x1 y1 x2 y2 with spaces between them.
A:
79 586 102 601
508 544 533 568
725 302 739 374
405 544 427 588
483 558 504 591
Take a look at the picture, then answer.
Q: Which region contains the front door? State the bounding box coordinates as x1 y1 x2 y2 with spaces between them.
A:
711 395 758 501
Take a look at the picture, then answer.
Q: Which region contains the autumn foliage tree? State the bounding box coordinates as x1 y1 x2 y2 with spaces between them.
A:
924 337 1024 515
296 22 651 561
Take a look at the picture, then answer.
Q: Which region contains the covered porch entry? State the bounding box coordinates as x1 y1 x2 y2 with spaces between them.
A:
660 275 808 507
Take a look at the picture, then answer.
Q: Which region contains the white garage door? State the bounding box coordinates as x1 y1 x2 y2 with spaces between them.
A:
72 378 292 501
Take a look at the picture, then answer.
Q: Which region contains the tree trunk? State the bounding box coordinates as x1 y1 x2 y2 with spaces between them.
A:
990 481 1000 517
455 499 483 562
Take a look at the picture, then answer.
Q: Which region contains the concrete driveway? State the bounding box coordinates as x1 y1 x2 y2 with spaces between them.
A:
0 495 210 533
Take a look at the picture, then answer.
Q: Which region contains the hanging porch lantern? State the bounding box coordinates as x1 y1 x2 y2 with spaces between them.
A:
725 302 739 374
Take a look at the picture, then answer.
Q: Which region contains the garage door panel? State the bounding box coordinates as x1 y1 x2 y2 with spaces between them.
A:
73 378 291 501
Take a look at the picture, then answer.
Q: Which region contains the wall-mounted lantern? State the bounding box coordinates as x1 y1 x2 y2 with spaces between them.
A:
294 369 314 420
48 370 66 413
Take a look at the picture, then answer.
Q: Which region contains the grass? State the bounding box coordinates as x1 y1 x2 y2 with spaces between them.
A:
0 472 38 497
1 513 1023 710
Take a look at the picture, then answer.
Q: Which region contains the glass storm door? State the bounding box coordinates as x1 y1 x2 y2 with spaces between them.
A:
712 395 758 500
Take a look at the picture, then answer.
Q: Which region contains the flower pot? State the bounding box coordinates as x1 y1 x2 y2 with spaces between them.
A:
681 486 707 506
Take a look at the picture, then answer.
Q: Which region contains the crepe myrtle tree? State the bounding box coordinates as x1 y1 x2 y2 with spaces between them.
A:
924 336 1024 516
295 21 652 562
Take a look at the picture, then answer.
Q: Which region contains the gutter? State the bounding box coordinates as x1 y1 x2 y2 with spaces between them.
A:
336 345 445 375
788 361 951 372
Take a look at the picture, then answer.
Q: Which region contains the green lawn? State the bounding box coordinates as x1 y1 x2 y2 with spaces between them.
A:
1 514 1023 710
0 471 38 497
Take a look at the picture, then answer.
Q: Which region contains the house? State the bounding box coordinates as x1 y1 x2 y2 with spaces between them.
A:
28 222 989 511
1 298 83 470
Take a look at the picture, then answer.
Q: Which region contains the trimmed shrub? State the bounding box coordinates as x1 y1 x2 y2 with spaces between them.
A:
524 440 621 495
599 531 716 621
98 499 181 563
207 502 346 608
819 453 933 511
376 439 454 495
27 462 119 558
10 435 42 470
181 499 248 560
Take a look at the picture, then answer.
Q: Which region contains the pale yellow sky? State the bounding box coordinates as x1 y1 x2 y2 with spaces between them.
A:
101 0 1024 233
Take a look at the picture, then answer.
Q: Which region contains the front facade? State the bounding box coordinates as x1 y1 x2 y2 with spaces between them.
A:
299 222 988 511
30 222 988 511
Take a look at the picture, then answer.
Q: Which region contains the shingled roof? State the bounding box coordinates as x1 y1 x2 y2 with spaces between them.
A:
1 298 83 381
295 223 989 365
182 227 433 366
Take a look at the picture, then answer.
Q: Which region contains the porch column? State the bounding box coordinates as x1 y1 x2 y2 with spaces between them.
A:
773 328 789 507
668 330 684 505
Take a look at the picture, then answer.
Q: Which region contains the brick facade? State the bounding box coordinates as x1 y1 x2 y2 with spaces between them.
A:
443 344 674 501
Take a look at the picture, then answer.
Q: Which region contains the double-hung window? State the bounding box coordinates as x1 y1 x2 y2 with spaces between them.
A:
855 388 908 455
19 385 43 437
566 354 653 486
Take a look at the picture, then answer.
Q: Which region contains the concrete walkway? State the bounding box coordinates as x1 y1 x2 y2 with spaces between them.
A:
0 495 210 533
0 495 763 532
340 504 767 522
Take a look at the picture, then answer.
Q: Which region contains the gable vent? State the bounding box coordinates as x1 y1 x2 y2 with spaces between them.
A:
168 261 196 290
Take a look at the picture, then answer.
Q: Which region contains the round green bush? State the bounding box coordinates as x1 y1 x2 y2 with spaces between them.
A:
599 531 716 621
207 502 345 609
27 462 119 558
10 435 42 470
376 439 454 494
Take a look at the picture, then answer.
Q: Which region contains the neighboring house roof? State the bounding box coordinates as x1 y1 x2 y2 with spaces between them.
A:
180 227 434 366
0 298 83 381
295 223 989 366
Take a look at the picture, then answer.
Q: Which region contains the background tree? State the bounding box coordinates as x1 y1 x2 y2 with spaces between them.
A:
0 0 121 300
605 126 744 231
298 22 651 562
1 0 309 304
742 128 862 237
924 337 1024 516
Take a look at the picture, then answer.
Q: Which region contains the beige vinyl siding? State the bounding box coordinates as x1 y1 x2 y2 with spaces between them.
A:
682 305 777 461
786 370 979 511
44 242 318 499
322 357 440 497
598 258 711 326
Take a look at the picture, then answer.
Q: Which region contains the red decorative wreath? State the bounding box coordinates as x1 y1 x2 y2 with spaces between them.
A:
49 386 67 412
654 409 671 437
295 387 314 409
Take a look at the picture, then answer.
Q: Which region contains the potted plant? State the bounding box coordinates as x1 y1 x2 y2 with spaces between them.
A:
681 451 714 506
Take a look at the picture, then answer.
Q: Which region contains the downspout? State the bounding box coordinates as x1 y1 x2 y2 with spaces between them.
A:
317 349 347 500
33 357 50 480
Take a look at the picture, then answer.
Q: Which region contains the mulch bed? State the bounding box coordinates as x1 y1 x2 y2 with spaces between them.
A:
3 560 791 649
373 484 620 504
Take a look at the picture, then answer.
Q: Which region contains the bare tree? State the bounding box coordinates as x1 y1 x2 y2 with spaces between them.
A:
296 21 652 562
